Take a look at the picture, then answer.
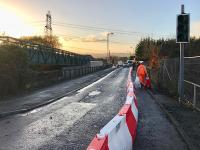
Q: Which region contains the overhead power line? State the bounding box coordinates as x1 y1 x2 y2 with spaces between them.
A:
52 22 149 36
26 21 45 24
62 45 104 52
24 20 150 36
52 22 172 37
25 20 171 37
55 33 136 45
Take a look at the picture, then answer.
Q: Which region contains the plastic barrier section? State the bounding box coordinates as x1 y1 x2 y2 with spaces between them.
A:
87 67 138 150
87 135 109 150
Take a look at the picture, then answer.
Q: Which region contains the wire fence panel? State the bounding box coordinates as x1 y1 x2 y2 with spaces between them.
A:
185 57 200 85
148 57 200 110
196 87 200 109
149 58 179 95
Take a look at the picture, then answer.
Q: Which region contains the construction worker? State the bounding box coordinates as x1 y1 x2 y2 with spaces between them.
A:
136 61 148 87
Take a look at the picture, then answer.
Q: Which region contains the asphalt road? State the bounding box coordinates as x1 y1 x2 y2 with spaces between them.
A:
0 68 188 150
0 68 114 116
0 68 128 150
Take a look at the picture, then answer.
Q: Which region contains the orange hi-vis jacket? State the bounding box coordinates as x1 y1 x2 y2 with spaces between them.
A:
136 64 148 85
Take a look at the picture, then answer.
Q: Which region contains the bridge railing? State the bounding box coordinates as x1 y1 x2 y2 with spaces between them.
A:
184 80 200 111
62 65 111 80
0 36 93 65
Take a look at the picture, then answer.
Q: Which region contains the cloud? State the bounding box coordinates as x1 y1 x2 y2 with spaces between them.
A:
59 36 80 42
63 37 74 41
191 21 200 38
81 34 106 42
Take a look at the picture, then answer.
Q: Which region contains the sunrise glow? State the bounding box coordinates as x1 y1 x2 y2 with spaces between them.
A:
0 0 199 57
0 2 36 37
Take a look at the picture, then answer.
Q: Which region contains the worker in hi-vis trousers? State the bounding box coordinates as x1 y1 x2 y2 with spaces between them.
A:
136 61 148 87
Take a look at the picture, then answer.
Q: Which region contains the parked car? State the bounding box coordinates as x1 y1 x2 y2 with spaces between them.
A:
127 60 133 67
117 60 123 67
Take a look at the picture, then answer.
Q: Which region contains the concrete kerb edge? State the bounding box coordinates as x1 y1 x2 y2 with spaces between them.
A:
146 89 197 150
194 107 200 112
0 68 115 119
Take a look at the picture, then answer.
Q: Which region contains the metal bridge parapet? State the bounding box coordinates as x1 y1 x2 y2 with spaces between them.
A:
0 36 93 66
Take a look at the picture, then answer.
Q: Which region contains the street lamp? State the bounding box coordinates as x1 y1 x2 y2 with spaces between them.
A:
130 46 133 54
107 32 114 63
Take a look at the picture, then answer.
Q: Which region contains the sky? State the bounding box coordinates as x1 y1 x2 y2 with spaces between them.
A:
0 0 200 57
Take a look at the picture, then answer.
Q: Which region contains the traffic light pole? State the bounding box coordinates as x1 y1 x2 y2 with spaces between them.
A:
179 4 185 102
179 43 184 102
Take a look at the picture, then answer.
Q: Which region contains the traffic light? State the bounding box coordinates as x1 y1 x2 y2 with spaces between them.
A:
176 14 190 43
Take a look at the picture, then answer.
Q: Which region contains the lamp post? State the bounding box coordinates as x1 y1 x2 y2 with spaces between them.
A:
130 46 133 55
107 32 114 63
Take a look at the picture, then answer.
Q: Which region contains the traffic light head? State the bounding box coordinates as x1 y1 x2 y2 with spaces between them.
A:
176 14 190 43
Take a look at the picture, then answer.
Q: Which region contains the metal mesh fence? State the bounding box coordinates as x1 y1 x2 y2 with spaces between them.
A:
148 58 179 96
148 57 200 110
185 57 200 84
197 87 200 109
184 57 200 109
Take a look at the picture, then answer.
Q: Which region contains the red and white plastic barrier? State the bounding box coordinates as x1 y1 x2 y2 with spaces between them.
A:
87 67 138 150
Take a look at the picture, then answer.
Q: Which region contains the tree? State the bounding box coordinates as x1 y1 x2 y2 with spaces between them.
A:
135 37 157 61
0 44 29 97
135 37 162 69
135 37 200 67
20 35 62 48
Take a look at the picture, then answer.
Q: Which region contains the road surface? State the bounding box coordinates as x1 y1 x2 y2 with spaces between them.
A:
0 68 128 150
0 68 188 150
0 68 113 117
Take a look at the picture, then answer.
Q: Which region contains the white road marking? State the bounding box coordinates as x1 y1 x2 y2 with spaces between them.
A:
18 108 42 116
77 69 116 93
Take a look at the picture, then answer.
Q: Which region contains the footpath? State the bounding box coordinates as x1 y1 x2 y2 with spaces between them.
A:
133 89 187 150
0 68 114 118
148 90 200 150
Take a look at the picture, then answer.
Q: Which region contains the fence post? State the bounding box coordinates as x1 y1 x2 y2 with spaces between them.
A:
193 85 196 108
